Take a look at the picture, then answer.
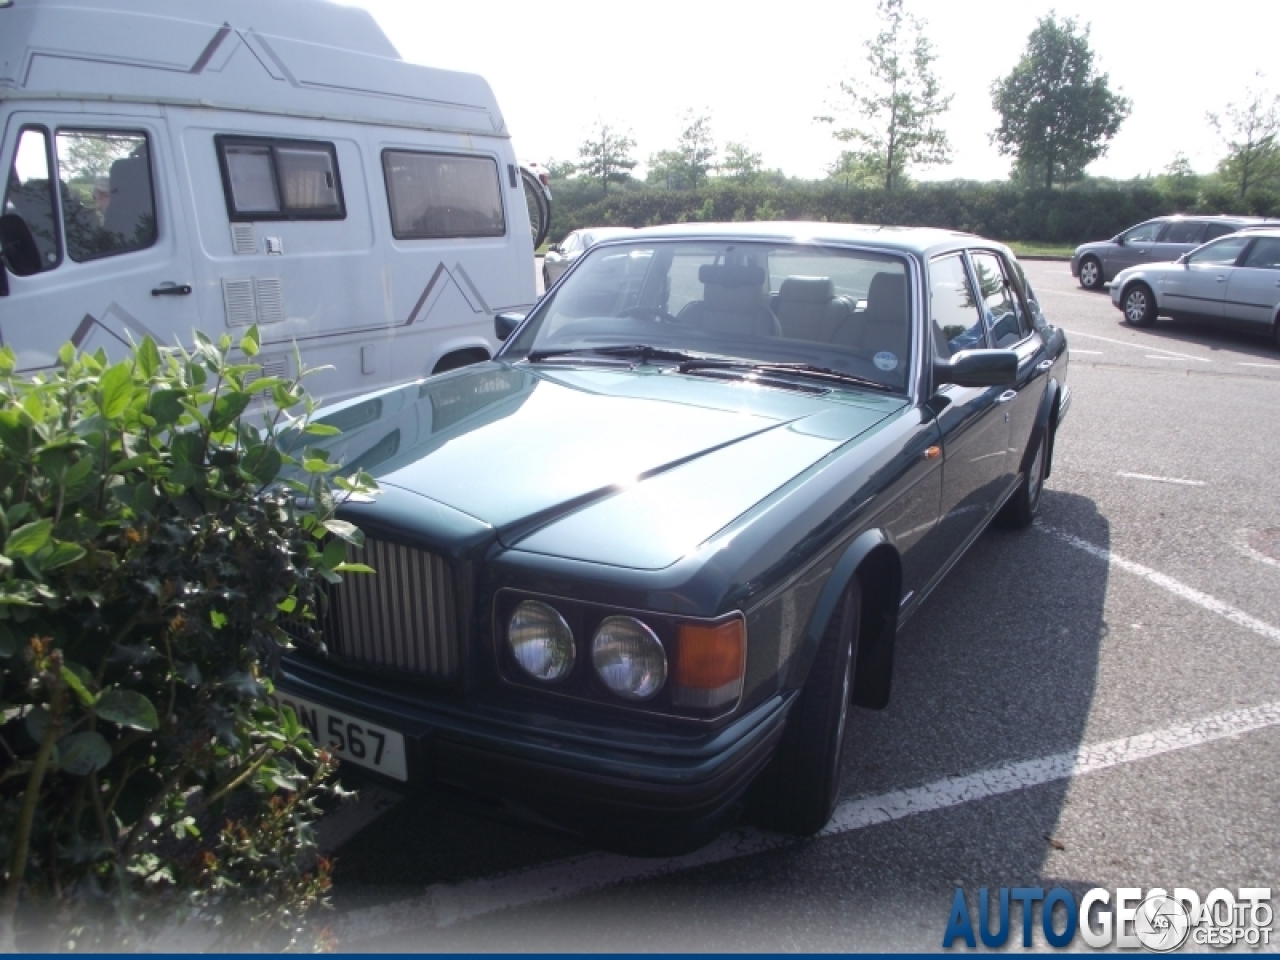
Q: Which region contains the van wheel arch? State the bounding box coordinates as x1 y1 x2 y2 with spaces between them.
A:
432 347 490 374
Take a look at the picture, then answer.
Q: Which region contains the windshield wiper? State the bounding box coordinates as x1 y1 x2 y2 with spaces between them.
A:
526 344 734 366
678 358 897 392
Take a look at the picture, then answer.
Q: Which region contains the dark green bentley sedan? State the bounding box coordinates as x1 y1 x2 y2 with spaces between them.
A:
276 222 1071 850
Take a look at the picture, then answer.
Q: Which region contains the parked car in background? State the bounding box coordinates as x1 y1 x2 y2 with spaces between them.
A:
542 226 634 287
275 221 1071 852
1110 227 1280 347
1071 215 1275 291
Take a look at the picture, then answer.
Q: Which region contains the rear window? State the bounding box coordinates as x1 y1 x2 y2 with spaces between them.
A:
382 151 505 240
216 136 344 221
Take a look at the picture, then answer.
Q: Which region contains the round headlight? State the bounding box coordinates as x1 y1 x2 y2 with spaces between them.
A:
592 616 667 701
508 600 575 682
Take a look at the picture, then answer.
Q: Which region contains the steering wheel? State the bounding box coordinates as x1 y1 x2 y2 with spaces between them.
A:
619 305 680 324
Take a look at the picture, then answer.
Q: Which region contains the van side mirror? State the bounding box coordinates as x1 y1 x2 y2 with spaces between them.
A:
494 310 525 342
934 349 1018 389
0 214 43 278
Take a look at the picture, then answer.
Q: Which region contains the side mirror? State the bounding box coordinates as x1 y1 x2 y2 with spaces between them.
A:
494 310 525 342
1175 252 1191 264
934 349 1018 389
0 214 43 278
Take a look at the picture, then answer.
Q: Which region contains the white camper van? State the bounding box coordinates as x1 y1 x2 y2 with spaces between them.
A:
0 0 538 404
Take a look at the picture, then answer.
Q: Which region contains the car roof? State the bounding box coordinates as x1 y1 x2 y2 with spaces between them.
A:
615 220 999 258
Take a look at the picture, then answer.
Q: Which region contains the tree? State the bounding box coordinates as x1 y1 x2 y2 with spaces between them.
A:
826 150 890 190
817 0 951 192
719 141 763 183
575 120 637 195
1208 79 1280 201
675 112 717 190
990 14 1131 190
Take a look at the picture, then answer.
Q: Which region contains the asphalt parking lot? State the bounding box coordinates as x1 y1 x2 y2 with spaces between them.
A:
318 260 1280 951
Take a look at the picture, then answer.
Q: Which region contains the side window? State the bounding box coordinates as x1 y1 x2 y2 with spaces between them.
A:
1160 221 1203 244
3 126 60 272
928 253 985 359
56 130 156 262
1202 222 1240 242
1188 236 1250 266
1123 221 1163 243
1009 258 1046 329
382 151 504 240
1242 238 1280 270
217 136 344 221
969 251 1028 348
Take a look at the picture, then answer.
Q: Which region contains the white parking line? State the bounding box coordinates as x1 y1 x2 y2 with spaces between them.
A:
331 701 1280 940
1062 329 1210 362
1037 524 1280 644
1071 349 1104 355
1237 362 1280 370
1233 530 1280 572
1116 471 1206 487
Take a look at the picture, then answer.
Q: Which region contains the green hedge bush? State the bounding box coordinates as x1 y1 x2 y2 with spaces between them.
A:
0 329 376 950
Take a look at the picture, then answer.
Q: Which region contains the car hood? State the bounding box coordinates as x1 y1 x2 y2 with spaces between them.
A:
318 362 904 569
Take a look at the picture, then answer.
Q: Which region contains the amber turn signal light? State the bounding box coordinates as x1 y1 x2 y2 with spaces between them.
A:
672 618 746 709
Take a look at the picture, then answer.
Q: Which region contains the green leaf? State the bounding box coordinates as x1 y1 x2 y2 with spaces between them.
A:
137 337 162 378
43 541 86 570
333 562 375 575
302 458 336 474
242 376 288 396
240 325 261 357
6 519 52 558
242 444 282 486
209 392 252 432
320 537 348 571
98 361 136 419
96 690 159 731
61 665 95 707
58 731 112 776
277 595 297 614
146 389 186 427
25 707 49 744
322 519 364 546
303 422 342 436
210 609 228 629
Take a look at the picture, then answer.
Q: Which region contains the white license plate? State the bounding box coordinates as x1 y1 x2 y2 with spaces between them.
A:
273 691 408 781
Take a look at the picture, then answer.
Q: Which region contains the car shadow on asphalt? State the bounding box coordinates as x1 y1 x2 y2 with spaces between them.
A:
1115 316 1280 360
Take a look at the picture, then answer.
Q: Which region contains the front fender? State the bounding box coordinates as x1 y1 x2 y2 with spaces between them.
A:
788 529 901 710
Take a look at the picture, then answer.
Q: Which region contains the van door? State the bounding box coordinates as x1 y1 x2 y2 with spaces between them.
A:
0 111 196 373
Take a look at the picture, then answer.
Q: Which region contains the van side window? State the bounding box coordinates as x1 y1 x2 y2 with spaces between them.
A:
382 151 505 240
3 127 61 272
56 130 157 262
216 136 344 220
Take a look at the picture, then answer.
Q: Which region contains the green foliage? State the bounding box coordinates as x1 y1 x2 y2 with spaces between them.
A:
1208 78 1280 202
990 14 1131 189
647 111 717 191
0 329 378 949
575 120 637 196
817 0 951 192
719 142 763 184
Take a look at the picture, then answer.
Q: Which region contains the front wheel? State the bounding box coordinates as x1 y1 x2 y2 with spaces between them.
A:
749 585 859 836
999 427 1047 528
1078 256 1103 291
1122 283 1157 327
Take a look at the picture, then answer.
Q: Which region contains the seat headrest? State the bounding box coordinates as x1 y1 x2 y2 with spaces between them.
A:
778 276 834 302
699 263 765 288
867 271 905 304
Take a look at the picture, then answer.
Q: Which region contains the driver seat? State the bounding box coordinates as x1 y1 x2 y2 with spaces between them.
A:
680 263 781 337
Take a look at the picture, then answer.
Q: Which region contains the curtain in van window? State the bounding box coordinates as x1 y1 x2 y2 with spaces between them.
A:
383 152 504 239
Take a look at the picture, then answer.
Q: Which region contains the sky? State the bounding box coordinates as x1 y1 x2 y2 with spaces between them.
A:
354 0 1275 184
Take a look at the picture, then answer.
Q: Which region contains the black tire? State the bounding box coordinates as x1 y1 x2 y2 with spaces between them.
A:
1122 283 1157 327
998 425 1047 528
1078 256 1103 291
521 167 551 249
750 585 859 836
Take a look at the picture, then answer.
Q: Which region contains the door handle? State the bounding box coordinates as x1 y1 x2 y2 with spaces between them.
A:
151 283 192 296
1216 275 1226 283
996 390 1017 404
1036 358 1053 371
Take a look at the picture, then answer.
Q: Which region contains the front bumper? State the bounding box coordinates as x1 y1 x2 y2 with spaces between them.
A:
278 654 790 845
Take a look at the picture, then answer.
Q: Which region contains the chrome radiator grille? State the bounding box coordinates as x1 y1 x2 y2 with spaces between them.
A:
325 538 458 679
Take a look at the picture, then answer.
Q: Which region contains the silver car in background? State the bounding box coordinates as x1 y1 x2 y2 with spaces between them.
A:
1110 227 1280 348
1071 215 1273 291
542 226 635 287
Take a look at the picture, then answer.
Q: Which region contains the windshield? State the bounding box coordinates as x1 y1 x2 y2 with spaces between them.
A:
505 239 914 393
